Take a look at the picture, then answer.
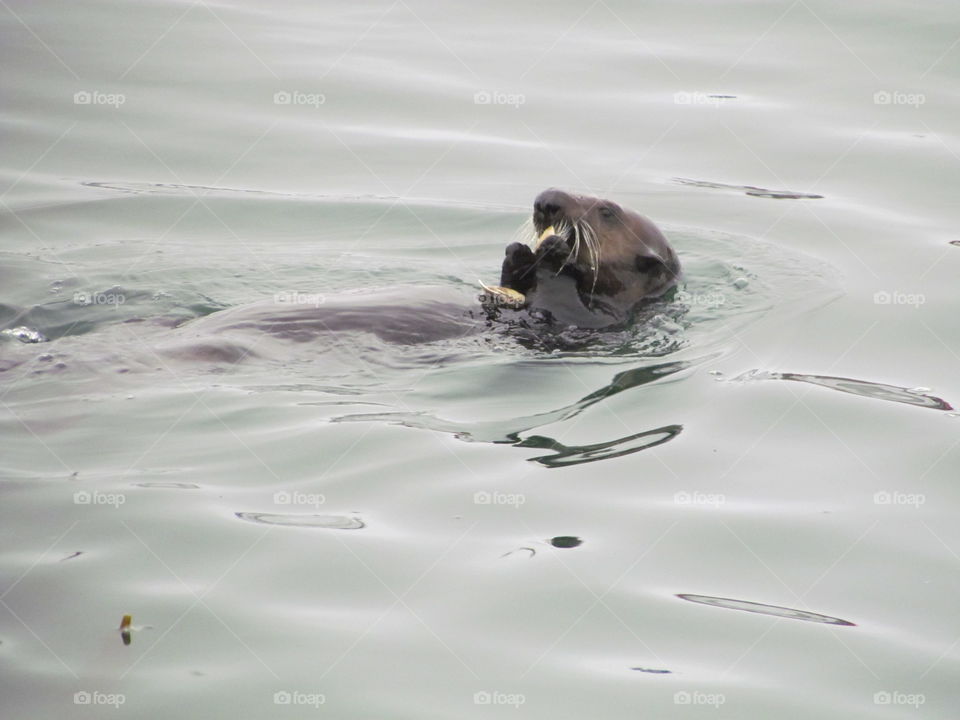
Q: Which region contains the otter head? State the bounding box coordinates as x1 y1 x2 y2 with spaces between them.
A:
499 188 680 326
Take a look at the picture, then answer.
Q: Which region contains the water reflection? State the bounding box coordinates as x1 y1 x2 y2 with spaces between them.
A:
732 369 953 411
335 358 695 464
674 177 824 200
517 425 682 468
235 512 365 529
677 593 855 626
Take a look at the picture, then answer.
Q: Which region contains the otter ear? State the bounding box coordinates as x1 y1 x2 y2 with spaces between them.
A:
635 255 665 274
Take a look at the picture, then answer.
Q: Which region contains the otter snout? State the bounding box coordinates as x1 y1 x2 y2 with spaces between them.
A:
533 188 577 232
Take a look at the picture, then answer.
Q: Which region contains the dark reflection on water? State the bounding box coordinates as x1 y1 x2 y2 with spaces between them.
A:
235 512 365 529
677 593 856 626
549 536 582 548
518 425 682 468
733 369 953 411
335 358 698 463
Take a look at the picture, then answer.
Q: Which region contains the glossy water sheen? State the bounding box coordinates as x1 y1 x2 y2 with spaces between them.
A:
2 1 959 718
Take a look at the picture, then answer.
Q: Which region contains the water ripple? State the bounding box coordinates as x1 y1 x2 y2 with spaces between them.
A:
235 512 365 529
730 369 953 410
677 593 855 626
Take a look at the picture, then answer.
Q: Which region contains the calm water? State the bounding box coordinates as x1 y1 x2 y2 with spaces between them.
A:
2 1 959 718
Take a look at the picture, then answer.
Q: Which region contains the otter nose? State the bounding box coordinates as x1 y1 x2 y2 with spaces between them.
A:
533 188 572 222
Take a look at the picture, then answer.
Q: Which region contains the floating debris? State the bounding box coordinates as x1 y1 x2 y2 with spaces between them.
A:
119 614 132 646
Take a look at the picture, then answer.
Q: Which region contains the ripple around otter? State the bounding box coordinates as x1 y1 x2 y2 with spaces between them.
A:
235 512 365 529
676 593 856 626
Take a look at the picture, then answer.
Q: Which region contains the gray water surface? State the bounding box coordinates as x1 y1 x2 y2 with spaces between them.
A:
2 1 959 718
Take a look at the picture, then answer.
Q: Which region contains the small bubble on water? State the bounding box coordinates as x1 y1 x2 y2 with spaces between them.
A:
732 277 749 289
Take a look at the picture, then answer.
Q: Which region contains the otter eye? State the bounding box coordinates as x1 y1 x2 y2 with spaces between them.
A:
599 206 615 220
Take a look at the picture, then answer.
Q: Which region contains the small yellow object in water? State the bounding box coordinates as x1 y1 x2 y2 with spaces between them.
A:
119 614 132 646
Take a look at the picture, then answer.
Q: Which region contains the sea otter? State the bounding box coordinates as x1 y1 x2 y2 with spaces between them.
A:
487 188 680 328
20 189 680 370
